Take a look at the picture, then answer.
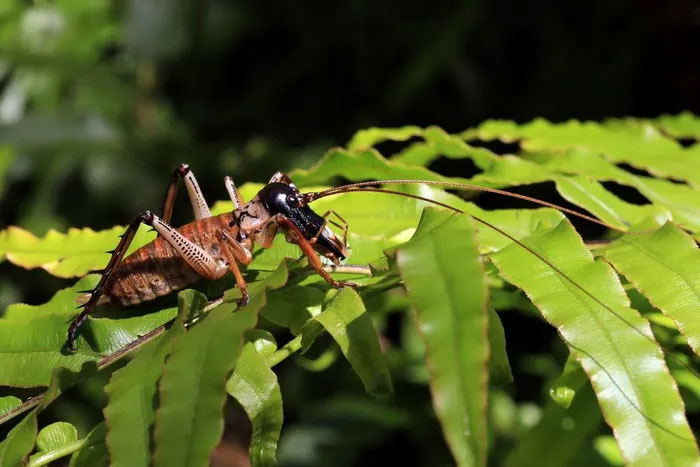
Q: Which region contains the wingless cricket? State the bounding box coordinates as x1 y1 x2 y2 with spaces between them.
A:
68 163 617 351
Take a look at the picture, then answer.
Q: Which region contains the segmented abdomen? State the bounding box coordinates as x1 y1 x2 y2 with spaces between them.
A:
106 213 234 306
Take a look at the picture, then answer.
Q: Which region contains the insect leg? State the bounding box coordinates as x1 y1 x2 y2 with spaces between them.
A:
267 171 296 187
310 209 348 248
309 210 348 251
276 215 357 289
326 210 349 249
69 211 156 351
150 215 227 280
217 229 253 265
309 216 329 244
215 231 249 305
224 176 245 209
161 163 212 223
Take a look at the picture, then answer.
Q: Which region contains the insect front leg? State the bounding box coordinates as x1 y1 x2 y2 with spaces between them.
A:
328 210 349 250
311 210 349 250
276 215 358 289
161 163 212 223
215 230 251 305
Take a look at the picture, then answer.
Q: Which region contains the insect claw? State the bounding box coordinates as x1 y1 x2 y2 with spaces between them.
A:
106 249 116 254
89 269 105 275
75 303 87 309
77 289 94 294
333 280 359 290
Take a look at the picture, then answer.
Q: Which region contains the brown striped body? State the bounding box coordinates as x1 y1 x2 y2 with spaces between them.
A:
106 212 236 305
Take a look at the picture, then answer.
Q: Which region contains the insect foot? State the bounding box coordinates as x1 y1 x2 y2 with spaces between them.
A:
332 280 359 290
236 295 250 308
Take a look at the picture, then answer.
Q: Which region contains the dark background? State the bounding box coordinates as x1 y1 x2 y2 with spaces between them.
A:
2 1 698 239
0 1 697 465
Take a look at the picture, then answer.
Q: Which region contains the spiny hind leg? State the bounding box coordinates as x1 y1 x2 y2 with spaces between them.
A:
161 163 212 223
69 211 155 351
69 212 225 351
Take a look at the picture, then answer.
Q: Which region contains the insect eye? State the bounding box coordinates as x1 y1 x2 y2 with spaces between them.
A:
286 194 299 206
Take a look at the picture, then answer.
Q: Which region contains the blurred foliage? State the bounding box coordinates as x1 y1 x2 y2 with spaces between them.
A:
0 1 698 466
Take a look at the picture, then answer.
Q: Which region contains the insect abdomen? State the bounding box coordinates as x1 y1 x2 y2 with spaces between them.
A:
105 213 233 306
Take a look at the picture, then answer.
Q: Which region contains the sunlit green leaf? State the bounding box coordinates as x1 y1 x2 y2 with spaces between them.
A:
0 397 21 417
491 219 699 465
35 421 78 452
150 263 289 467
311 182 565 256
603 222 700 355
594 435 625 466
552 175 668 231
0 362 96 466
289 147 468 187
396 208 489 467
655 112 700 139
27 421 81 466
244 329 278 358
355 125 679 235
549 355 588 409
301 288 392 396
0 225 155 278
347 125 423 150
153 303 256 467
346 126 688 239
539 151 699 233
468 118 699 186
104 291 204 467
227 343 283 467
0 276 176 387
0 410 37 467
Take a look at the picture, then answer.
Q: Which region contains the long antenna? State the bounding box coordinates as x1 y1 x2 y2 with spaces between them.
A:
303 181 700 392
304 179 622 232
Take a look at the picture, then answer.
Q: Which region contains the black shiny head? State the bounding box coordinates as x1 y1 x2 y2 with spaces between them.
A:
257 183 346 260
